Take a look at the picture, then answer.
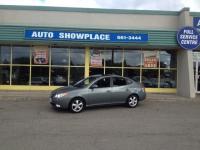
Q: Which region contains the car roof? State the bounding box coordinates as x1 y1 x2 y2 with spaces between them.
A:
89 74 126 79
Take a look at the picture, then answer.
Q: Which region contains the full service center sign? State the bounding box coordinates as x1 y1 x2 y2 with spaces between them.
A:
177 26 200 50
24 30 148 43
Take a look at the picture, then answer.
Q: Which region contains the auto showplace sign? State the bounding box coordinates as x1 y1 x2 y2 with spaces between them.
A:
177 26 200 50
24 30 148 43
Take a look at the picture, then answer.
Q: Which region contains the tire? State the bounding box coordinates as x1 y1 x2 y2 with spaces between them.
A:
127 94 139 108
69 98 85 113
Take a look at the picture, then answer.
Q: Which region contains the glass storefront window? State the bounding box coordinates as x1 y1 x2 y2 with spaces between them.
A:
142 69 159 88
0 46 11 64
104 50 123 67
70 67 84 85
0 66 10 85
160 50 177 68
105 68 122 76
124 50 141 67
124 69 140 82
31 67 49 85
12 66 29 85
13 46 30 64
160 70 176 88
90 67 104 76
70 48 85 66
51 67 68 86
0 45 178 89
51 47 69 66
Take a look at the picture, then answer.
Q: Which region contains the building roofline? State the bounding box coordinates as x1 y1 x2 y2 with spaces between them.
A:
190 12 200 17
0 5 181 16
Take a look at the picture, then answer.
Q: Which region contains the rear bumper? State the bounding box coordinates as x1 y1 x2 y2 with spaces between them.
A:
139 91 146 101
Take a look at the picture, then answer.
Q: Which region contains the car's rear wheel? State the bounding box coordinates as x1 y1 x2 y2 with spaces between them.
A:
70 98 85 113
127 94 139 108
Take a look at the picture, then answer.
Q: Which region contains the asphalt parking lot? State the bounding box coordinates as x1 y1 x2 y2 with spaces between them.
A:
0 93 200 150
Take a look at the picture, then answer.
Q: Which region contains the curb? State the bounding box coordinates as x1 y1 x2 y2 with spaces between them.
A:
0 91 199 102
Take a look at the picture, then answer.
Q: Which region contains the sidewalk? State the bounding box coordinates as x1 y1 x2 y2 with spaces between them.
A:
0 91 51 101
147 93 199 101
0 91 199 101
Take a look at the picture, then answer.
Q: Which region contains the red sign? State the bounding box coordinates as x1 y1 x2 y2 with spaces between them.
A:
33 46 49 64
144 56 157 68
90 50 102 67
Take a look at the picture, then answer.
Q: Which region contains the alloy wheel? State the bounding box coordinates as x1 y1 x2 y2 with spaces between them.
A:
128 95 138 108
71 99 84 113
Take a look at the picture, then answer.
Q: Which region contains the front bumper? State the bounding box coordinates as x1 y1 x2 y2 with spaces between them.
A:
49 96 71 109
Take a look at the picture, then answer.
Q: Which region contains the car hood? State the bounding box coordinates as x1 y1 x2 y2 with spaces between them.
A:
52 86 78 94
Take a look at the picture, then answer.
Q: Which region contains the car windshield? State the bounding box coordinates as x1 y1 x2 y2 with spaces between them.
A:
73 76 99 88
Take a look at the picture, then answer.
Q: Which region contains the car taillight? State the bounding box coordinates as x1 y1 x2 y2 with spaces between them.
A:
140 83 145 92
142 88 145 92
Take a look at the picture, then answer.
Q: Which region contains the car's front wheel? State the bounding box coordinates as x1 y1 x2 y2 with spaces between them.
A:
69 98 85 113
127 94 139 108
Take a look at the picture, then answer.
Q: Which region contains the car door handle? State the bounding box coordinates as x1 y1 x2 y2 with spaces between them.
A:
106 90 111 92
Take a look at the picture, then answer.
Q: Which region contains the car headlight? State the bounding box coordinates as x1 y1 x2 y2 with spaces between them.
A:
54 93 68 98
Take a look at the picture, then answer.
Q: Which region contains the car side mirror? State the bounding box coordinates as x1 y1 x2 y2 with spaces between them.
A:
90 84 98 89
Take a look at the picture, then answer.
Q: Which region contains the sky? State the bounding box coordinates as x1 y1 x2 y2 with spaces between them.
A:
0 0 200 11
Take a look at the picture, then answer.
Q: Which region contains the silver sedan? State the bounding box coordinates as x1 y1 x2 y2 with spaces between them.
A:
50 75 146 113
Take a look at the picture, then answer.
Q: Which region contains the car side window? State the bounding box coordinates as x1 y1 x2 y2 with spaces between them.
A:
92 77 110 88
112 77 127 86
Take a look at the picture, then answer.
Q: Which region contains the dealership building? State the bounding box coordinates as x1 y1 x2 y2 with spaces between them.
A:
0 5 200 98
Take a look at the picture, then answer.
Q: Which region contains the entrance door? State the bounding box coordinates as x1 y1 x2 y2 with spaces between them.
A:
197 62 200 92
194 61 200 93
